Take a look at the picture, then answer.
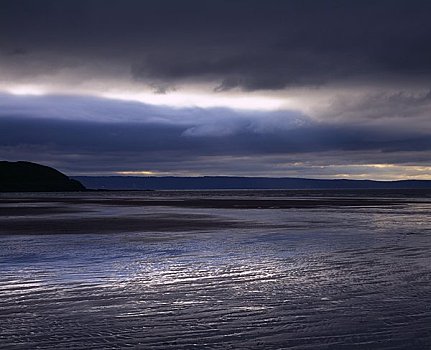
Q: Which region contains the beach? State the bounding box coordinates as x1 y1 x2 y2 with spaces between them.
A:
1 190 431 349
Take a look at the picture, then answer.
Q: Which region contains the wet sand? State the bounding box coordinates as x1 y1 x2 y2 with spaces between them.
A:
0 192 410 235
0 194 411 237
1 190 431 349
0 195 411 211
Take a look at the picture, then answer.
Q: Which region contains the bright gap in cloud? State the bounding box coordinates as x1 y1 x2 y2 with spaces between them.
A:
0 83 287 111
328 164 431 180
116 171 158 175
6 85 47 96
100 90 284 111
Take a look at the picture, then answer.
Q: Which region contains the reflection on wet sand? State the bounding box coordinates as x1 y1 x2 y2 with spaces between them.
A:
1 190 431 349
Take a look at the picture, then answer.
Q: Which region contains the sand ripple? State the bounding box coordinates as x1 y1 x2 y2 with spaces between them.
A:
1 191 431 349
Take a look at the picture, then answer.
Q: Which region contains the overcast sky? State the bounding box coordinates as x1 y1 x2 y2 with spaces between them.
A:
1 0 431 179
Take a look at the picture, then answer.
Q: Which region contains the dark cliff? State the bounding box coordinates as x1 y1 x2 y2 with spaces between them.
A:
0 161 85 192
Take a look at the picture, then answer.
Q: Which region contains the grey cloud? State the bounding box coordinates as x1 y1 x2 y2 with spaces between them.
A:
319 89 431 130
2 1 431 179
1 0 431 90
1 94 431 175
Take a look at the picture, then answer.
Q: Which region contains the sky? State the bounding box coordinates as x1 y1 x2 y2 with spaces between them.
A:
1 0 431 179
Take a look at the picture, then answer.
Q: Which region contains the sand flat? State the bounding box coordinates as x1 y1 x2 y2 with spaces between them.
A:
1 190 431 349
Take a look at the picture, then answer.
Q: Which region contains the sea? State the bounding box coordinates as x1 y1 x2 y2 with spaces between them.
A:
0 190 430 349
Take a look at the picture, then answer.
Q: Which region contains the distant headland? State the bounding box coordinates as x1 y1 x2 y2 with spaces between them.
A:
0 161 85 192
75 175 431 190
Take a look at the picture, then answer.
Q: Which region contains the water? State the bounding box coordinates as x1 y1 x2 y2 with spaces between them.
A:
1 190 431 349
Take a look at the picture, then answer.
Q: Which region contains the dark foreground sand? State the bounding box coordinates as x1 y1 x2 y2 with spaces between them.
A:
0 192 412 235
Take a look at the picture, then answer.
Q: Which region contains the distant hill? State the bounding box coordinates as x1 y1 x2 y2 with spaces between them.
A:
74 175 431 190
0 161 85 192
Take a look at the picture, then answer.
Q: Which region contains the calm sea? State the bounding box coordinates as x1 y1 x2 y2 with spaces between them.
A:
1 190 430 349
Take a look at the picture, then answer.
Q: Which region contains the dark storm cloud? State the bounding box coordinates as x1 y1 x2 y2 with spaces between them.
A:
1 0 431 90
2 1 431 178
1 94 431 174
322 89 431 123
